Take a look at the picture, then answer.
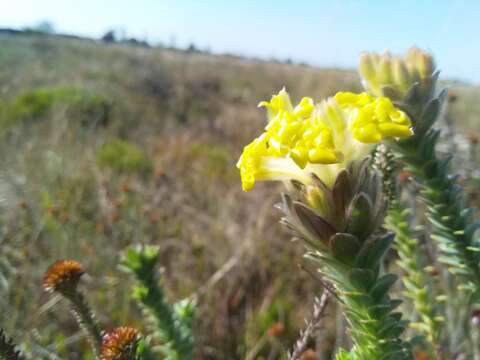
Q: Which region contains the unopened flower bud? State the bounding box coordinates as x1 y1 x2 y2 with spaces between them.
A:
405 46 421 67
359 53 377 82
392 59 411 91
378 53 393 84
417 52 435 79
306 187 327 215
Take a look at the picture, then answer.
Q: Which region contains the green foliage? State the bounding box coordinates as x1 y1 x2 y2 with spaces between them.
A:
135 337 156 360
280 160 412 360
389 79 480 298
9 88 56 120
187 143 234 180
122 245 195 359
0 87 111 129
97 140 152 175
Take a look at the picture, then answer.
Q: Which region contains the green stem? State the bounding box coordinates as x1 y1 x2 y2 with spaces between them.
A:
392 134 480 298
123 246 194 360
386 201 442 357
332 262 411 360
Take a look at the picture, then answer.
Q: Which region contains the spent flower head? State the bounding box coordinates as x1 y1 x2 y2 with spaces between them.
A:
43 260 84 294
101 326 140 360
236 88 412 191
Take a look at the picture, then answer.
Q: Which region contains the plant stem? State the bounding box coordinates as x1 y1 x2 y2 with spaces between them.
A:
64 290 102 359
289 292 330 360
392 134 480 297
386 201 442 358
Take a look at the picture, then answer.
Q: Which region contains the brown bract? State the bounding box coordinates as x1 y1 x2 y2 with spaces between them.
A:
101 326 139 360
43 260 84 293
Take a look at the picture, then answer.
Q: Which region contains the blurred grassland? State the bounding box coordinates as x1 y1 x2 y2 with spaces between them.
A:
0 34 478 359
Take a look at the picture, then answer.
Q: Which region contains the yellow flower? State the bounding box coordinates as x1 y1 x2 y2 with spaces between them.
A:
236 89 412 191
334 92 413 143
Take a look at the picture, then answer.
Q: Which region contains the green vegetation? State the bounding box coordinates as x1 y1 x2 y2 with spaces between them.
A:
122 245 195 359
0 86 111 130
97 140 152 174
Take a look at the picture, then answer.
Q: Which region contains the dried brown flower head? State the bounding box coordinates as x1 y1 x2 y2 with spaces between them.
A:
43 260 84 293
110 212 121 223
301 349 317 360
60 212 70 224
46 205 59 217
267 322 284 338
148 211 161 224
101 326 139 360
448 92 458 103
415 351 430 360
120 183 131 193
155 168 166 179
424 266 439 277
398 170 412 184
469 134 479 145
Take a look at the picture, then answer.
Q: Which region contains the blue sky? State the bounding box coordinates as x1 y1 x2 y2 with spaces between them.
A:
1 0 479 82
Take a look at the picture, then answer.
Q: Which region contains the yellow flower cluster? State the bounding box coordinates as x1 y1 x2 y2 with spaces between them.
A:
236 89 412 191
359 47 435 97
334 92 412 143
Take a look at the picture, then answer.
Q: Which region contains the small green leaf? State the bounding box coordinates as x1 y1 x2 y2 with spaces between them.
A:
330 233 360 263
346 193 373 240
332 170 352 216
349 268 376 292
370 274 398 301
416 98 440 136
355 233 395 269
293 202 336 243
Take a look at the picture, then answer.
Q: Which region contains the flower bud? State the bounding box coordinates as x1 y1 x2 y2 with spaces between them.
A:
378 53 393 84
405 46 420 65
417 52 435 78
392 58 411 91
359 53 377 82
305 186 328 216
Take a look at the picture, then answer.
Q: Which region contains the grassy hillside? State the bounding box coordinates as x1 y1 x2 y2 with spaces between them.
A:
0 34 478 359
